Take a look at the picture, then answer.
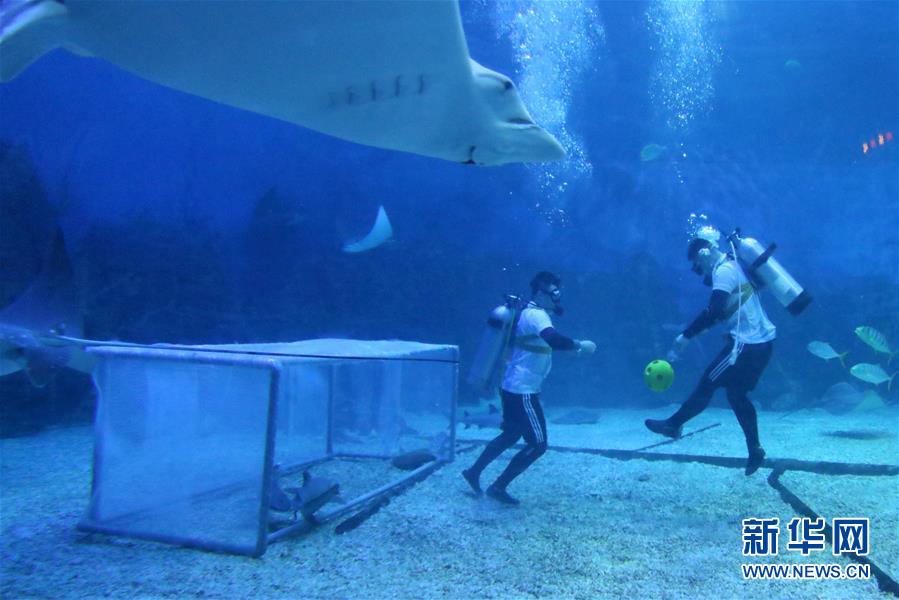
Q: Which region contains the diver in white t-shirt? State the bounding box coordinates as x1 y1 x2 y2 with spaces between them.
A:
463 272 596 505
645 236 775 476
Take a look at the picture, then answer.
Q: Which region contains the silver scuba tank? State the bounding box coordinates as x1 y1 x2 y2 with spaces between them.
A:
467 294 521 394
727 229 812 315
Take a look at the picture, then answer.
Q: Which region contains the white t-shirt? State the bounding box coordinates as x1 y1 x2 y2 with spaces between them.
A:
713 260 776 344
501 303 553 394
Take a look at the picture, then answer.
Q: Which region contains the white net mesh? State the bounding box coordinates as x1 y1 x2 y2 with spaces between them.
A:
83 339 457 555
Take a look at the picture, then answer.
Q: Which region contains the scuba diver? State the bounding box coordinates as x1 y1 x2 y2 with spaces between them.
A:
644 225 780 476
463 271 596 504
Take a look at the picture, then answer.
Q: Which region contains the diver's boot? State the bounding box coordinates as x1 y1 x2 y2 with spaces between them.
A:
745 446 766 476
486 484 520 505
644 418 682 439
462 468 482 495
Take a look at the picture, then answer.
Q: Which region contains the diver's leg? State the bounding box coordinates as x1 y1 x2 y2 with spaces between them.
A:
726 386 760 449
726 342 773 475
646 340 733 438
463 390 523 494
488 393 547 504
463 429 520 494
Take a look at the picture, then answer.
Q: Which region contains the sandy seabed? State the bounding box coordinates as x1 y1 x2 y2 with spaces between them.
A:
2 405 897 599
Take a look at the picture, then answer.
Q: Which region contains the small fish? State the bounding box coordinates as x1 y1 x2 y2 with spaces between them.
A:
461 404 502 429
849 363 896 390
854 326 895 363
806 341 849 368
784 59 802 70
282 470 343 523
640 143 667 162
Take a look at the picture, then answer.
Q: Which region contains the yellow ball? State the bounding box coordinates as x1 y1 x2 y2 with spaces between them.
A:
644 359 674 392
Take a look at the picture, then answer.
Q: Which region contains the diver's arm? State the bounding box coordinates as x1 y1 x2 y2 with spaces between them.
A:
539 327 579 351
682 290 729 339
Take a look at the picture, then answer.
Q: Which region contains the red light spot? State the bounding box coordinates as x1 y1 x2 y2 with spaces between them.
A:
871 139 878 147
887 132 894 141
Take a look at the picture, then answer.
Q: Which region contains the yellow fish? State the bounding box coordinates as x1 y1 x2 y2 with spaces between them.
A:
849 363 896 391
807 341 848 368
854 326 895 364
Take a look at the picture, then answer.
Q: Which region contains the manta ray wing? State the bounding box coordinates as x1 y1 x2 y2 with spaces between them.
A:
1 0 565 165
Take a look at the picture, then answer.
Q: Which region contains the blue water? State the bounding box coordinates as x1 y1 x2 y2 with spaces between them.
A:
0 1 896 430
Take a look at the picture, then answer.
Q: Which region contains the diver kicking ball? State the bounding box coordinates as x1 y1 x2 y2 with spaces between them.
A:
644 360 674 392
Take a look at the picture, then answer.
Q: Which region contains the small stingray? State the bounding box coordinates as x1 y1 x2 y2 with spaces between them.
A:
819 382 864 416
854 390 887 411
821 429 892 441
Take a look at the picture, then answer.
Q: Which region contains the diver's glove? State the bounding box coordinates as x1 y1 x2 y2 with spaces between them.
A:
666 334 690 363
576 340 596 355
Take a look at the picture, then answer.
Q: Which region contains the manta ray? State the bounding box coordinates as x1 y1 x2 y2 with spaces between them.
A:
1 0 565 165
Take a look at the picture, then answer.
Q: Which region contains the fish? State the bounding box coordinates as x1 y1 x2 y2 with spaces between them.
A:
550 409 599 425
283 470 343 523
806 341 849 368
640 143 667 162
343 206 393 253
0 227 98 385
849 363 896 390
461 404 502 429
784 59 802 70
0 325 97 386
854 326 895 363
0 0 564 166
390 450 437 471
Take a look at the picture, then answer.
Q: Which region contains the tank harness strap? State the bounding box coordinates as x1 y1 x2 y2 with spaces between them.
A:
498 305 524 366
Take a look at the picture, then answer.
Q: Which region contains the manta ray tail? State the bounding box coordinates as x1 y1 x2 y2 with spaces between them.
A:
0 0 69 82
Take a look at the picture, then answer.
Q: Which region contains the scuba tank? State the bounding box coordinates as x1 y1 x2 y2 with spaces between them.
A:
727 229 812 316
467 294 523 394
